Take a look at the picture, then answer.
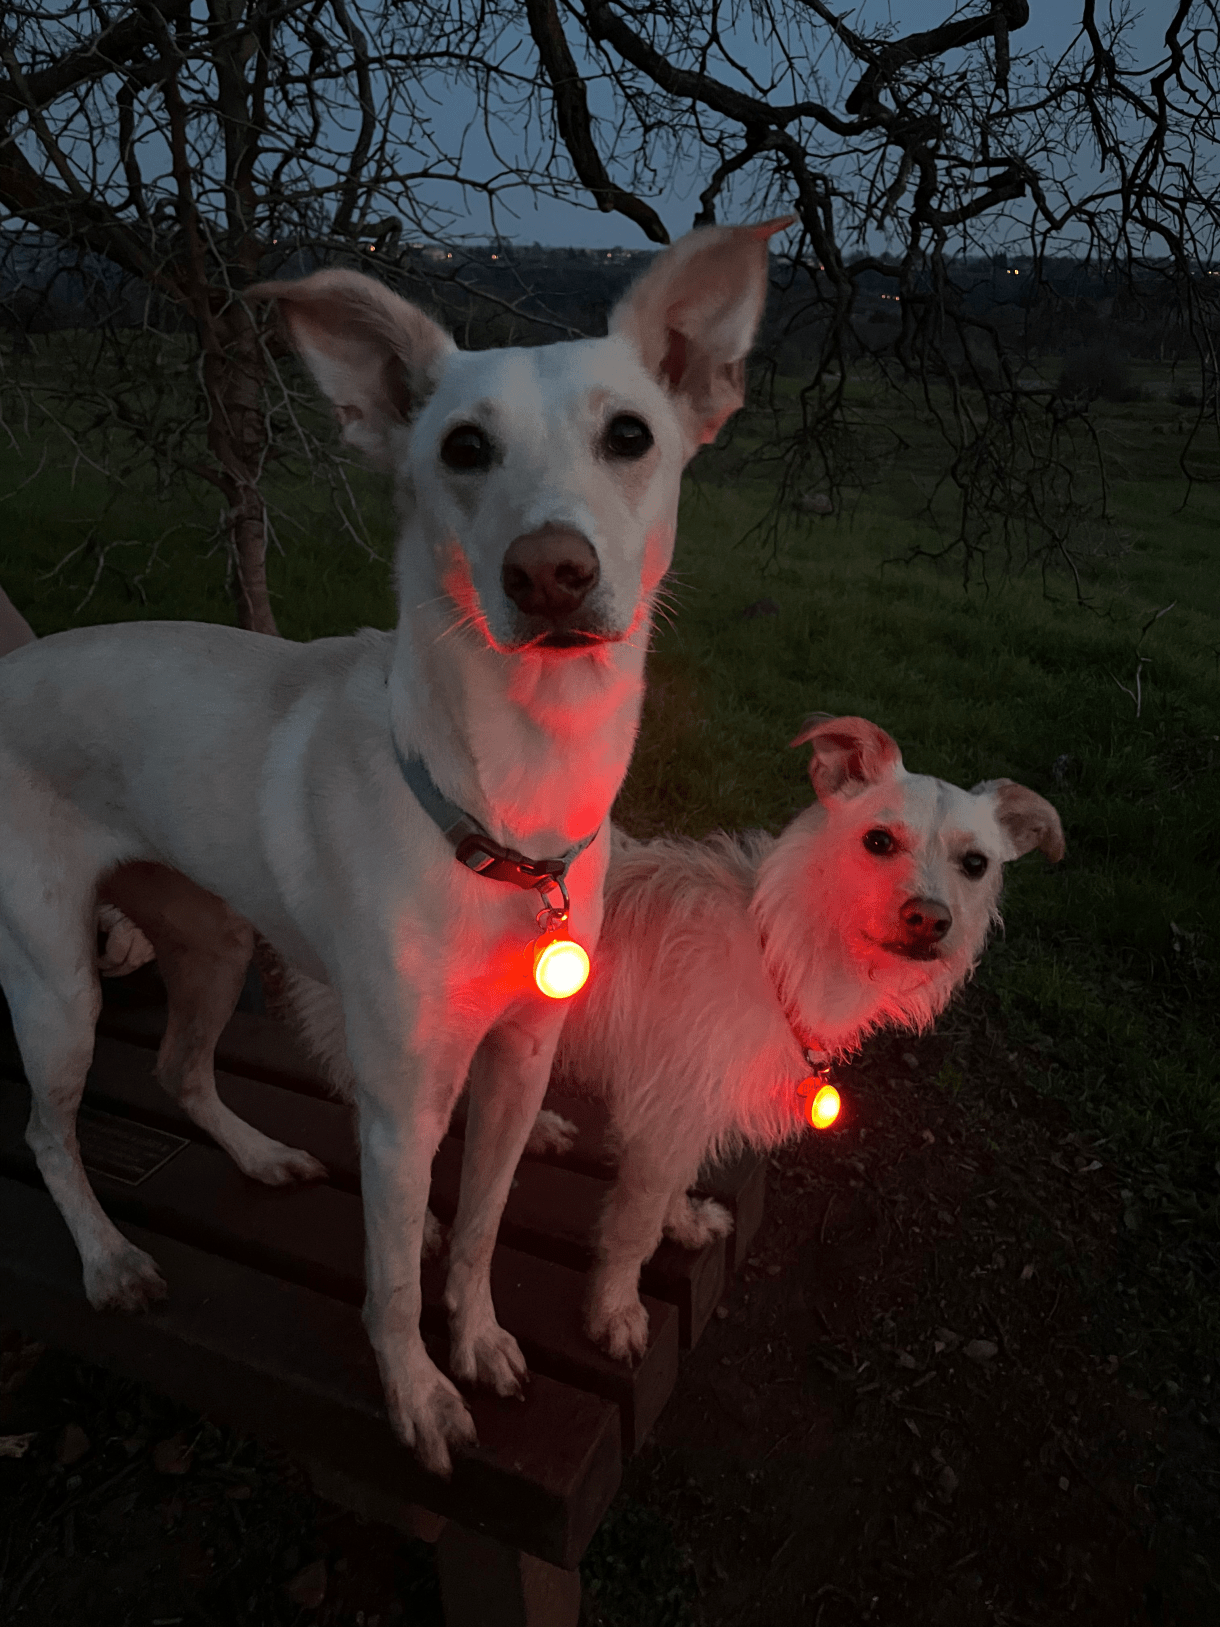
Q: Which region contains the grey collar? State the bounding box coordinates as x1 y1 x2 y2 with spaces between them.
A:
393 736 598 898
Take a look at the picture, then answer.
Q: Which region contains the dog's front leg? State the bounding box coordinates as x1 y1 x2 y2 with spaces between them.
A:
444 1008 566 1396
354 1025 479 1478
588 1138 709 1364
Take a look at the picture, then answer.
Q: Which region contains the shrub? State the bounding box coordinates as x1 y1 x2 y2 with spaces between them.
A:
1057 345 1146 403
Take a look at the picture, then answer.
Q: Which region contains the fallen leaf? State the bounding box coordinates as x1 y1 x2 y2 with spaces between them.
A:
1020 1263 1035 1281
963 1339 998 1363
57 1423 91 1466
0 1433 36 1459
921 1129 936 1145
153 1433 193 1475
935 1327 962 1350
936 1465 958 1502
286 1560 328 1609
904 1417 921 1438
1058 1476 1070 1492
898 1351 917 1369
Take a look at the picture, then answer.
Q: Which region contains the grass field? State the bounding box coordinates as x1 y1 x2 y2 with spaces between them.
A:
3 369 1218 1378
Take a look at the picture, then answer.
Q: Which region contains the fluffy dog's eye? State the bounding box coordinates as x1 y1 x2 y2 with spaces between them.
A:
862 828 896 856
961 851 989 879
604 414 653 460
441 424 493 471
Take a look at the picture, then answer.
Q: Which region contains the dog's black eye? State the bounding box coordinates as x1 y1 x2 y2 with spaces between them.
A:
961 851 989 879
862 828 896 856
604 414 653 460
441 424 493 471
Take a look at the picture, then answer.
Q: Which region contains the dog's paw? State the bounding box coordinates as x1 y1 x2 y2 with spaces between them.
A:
234 1135 327 1187
83 1240 167 1312
96 905 157 977
384 1360 478 1479
450 1322 529 1400
525 1109 578 1157
586 1296 650 1364
422 1208 446 1259
664 1195 734 1250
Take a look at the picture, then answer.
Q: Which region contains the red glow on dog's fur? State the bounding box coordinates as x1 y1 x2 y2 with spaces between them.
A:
640 526 672 597
440 543 613 659
439 547 497 648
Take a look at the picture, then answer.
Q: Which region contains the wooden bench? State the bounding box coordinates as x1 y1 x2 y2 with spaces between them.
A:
0 973 765 1626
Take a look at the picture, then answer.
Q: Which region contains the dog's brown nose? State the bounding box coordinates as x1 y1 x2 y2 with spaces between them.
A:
502 526 599 621
900 896 953 941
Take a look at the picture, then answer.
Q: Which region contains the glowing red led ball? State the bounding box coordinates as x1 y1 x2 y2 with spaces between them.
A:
533 936 590 999
804 1082 841 1130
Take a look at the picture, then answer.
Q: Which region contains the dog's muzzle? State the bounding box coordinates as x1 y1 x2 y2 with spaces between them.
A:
501 525 603 647
883 895 953 960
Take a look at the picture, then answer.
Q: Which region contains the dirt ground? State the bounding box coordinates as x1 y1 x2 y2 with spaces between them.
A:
2 988 1218 1627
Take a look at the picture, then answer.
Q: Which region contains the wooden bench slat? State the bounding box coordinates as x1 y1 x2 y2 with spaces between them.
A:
0 1079 677 1454
99 999 335 1100
79 1030 726 1350
0 1175 619 1568
94 1008 754 1342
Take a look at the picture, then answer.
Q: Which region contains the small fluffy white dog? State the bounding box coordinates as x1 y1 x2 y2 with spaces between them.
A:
0 219 785 1473
549 714 1065 1361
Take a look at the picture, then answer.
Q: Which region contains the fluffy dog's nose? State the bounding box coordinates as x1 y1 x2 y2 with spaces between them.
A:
900 896 953 941
502 526 599 621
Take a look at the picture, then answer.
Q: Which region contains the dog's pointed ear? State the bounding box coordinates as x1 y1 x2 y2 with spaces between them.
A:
791 714 903 801
973 779 1066 862
246 270 455 466
609 217 793 450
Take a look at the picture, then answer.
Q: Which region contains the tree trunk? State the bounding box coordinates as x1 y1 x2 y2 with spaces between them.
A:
205 300 278 636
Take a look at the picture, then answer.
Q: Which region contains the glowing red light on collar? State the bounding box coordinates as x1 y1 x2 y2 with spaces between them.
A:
797 1052 841 1130
533 933 590 999
529 876 590 1000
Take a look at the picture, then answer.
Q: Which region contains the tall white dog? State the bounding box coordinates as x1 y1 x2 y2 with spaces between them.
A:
550 715 1065 1361
0 219 785 1473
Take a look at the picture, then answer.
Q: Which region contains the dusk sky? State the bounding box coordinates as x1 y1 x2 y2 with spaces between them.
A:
422 2 1172 248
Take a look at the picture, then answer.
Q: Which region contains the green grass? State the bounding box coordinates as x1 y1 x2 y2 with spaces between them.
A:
0 437 398 641
617 393 1220 1369
4 369 1218 1361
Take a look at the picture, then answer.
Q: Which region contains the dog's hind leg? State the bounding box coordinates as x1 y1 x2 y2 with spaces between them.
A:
101 864 326 1185
662 1189 734 1250
3 914 167 1311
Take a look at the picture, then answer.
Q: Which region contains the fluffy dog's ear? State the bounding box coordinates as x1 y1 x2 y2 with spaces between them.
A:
974 779 1066 862
610 217 793 449
792 714 903 801
246 271 455 466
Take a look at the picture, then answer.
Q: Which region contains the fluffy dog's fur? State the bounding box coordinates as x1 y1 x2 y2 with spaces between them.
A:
0 219 785 1473
549 715 1065 1360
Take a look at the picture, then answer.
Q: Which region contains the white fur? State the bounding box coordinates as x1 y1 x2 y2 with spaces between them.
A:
549 717 1064 1361
277 716 1064 1367
0 220 786 1474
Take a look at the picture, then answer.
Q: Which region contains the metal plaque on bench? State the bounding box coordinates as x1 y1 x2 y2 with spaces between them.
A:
78 1107 189 1186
